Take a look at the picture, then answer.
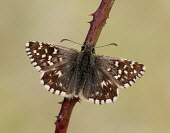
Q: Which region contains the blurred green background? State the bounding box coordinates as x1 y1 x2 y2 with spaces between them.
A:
1 0 170 133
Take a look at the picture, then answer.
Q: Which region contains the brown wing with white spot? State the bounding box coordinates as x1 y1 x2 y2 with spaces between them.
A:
25 41 79 97
40 63 78 97
95 55 145 88
25 41 78 71
82 66 119 104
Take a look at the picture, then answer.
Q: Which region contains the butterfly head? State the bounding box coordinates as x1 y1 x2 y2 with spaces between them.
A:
81 43 95 54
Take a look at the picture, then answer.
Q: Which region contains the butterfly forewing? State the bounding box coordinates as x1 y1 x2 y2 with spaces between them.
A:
25 41 78 71
95 55 146 88
26 41 79 97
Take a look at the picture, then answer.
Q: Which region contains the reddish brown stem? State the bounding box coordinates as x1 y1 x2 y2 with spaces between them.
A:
55 0 115 133
55 97 80 133
84 0 115 46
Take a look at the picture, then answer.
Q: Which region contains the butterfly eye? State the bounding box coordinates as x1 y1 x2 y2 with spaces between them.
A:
81 46 85 51
92 48 95 54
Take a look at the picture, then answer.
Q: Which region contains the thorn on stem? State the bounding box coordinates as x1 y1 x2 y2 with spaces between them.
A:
57 114 63 121
89 12 95 16
87 21 93 24
58 101 63 104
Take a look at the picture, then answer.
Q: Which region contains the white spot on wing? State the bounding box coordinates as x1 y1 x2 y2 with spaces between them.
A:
25 42 29 47
38 42 42 45
114 75 120 79
26 48 30 51
42 54 46 58
113 96 118 102
131 61 135 65
45 49 48 53
134 70 137 73
124 83 130 88
95 100 99 104
32 62 37 66
38 46 42 49
59 58 62 61
117 88 119 97
106 99 112 103
107 67 111 71
138 74 142 77
50 88 54 93
33 50 37 53
114 75 119 79
61 92 66 96
40 80 44 85
40 72 44 78
118 70 122 74
53 49 58 54
55 90 60 95
140 71 144 75
124 70 128 74
115 61 119 67
27 52 31 55
59 83 62 87
30 58 34 62
143 66 146 71
101 100 105 104
133 78 136 82
121 78 124 82
48 61 53 66
124 65 127 69
35 66 41 71
129 81 134 85
101 81 106 88
48 56 52 60
44 85 50 91
56 71 62 77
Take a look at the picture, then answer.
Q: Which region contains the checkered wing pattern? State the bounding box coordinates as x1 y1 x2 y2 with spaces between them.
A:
25 41 78 71
40 63 78 97
26 41 145 104
25 41 79 96
95 55 146 89
82 66 119 104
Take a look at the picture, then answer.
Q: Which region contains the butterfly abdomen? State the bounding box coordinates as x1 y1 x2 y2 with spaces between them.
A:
75 53 91 95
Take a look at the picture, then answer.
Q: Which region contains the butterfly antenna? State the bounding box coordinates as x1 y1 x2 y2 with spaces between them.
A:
60 39 82 45
95 43 118 48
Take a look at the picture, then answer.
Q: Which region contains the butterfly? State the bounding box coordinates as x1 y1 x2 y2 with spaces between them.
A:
25 41 145 104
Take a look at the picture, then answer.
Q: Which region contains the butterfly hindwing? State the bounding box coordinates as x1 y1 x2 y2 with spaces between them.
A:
40 63 78 97
82 66 119 104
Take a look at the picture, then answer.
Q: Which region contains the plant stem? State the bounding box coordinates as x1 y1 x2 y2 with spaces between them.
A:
55 97 80 133
84 0 115 46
